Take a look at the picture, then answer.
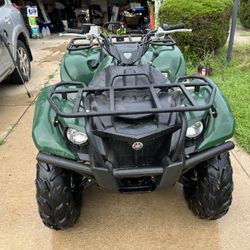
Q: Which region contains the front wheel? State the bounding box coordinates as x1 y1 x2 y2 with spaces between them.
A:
36 162 84 230
183 152 233 220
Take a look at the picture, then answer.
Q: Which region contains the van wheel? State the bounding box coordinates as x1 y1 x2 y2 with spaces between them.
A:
183 152 233 220
36 162 84 230
10 40 31 84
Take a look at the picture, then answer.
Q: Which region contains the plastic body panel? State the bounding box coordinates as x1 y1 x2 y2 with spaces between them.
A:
198 86 235 151
32 86 76 160
33 83 234 160
60 44 186 84
60 47 101 84
143 45 186 82
33 42 234 161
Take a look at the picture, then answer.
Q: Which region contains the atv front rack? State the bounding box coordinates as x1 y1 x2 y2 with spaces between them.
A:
48 75 216 118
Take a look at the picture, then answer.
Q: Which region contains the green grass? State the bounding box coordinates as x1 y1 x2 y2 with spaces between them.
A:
7 123 18 133
0 139 6 146
0 123 18 146
187 46 250 152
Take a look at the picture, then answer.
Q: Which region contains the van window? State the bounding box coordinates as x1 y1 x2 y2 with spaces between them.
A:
0 0 5 7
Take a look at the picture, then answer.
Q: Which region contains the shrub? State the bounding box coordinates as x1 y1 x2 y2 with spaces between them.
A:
158 0 233 57
239 0 250 29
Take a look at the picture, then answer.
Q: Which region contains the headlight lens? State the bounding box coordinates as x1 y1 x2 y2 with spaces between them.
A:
66 128 88 145
186 121 203 138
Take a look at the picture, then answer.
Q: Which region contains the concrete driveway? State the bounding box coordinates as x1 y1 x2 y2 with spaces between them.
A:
0 35 250 250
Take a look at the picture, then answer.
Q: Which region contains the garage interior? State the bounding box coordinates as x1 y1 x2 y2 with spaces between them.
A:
13 0 155 37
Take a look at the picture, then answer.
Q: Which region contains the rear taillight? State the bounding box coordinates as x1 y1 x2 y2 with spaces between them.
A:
12 3 20 10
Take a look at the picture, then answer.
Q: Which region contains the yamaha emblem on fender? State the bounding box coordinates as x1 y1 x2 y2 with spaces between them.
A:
132 142 144 150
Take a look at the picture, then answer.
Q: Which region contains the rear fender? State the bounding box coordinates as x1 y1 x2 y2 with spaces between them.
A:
60 48 113 84
142 45 186 81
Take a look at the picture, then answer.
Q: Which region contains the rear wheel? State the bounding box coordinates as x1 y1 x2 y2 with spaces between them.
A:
183 152 233 220
36 162 84 230
10 40 31 84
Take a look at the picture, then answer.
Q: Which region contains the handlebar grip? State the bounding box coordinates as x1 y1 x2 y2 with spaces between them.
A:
66 28 84 34
162 23 185 31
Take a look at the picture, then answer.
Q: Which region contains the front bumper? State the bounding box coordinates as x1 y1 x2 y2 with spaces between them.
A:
37 141 234 191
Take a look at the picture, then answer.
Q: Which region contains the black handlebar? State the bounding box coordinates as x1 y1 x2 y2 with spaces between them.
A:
66 28 84 34
65 23 188 63
103 22 121 28
162 23 185 31
66 23 185 36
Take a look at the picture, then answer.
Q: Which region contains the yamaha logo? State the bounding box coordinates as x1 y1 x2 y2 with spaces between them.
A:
124 52 132 59
132 142 143 150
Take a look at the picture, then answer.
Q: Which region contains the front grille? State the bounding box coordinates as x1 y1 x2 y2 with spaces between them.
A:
105 135 171 168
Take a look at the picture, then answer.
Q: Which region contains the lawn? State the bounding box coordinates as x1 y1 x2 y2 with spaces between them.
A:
187 45 250 152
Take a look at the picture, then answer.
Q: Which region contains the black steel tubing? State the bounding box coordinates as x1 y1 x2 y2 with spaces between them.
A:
51 82 210 94
37 152 92 175
113 167 163 177
110 72 152 86
48 104 215 118
183 141 235 173
171 113 187 162
48 78 216 118
37 141 234 179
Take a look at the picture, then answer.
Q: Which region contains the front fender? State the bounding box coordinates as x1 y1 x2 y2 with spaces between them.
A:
198 84 235 151
32 86 75 160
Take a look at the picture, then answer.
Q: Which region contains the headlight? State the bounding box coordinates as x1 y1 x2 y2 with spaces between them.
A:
186 121 203 138
66 128 88 145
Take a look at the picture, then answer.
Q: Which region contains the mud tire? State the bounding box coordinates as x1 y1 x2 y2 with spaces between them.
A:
36 161 83 230
183 152 233 220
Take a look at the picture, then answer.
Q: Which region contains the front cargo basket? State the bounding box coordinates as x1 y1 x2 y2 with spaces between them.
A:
47 74 216 118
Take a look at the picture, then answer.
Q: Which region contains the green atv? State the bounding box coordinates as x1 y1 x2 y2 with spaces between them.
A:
33 24 235 230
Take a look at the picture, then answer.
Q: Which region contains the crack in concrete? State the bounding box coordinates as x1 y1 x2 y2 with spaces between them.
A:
0 66 60 144
232 150 250 180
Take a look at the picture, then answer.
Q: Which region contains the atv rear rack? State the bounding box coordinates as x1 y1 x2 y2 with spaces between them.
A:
48 75 216 118
66 34 177 51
